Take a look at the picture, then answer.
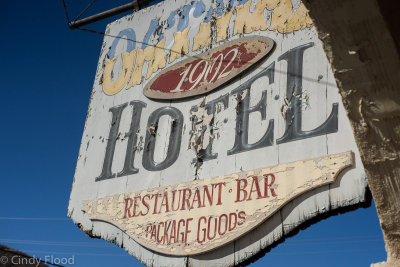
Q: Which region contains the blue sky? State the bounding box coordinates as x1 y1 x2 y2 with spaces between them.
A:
0 0 387 266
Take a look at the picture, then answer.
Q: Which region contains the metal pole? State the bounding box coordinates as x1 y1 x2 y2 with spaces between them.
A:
68 1 140 29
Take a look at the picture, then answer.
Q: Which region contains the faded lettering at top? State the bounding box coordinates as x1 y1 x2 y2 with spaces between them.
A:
101 0 314 96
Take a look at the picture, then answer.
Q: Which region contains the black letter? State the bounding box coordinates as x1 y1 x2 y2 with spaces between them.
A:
96 101 146 181
228 62 275 155
117 101 147 177
276 43 338 144
142 107 183 171
96 103 128 181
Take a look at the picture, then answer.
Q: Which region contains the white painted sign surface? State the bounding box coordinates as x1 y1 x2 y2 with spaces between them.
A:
68 0 368 265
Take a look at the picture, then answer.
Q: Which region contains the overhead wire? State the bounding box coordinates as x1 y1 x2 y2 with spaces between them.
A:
0 217 69 221
75 26 341 93
0 239 108 248
0 235 383 248
23 250 129 257
286 239 383 246
288 234 382 242
62 0 338 88
73 0 98 22
268 247 384 255
17 247 384 257
61 0 71 23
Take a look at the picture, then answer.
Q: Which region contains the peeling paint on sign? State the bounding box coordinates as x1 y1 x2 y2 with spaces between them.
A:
68 0 368 265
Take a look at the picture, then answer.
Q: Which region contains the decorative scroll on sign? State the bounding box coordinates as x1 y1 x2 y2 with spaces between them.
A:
143 36 274 99
82 151 354 256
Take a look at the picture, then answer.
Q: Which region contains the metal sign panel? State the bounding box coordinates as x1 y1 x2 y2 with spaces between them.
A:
68 0 368 265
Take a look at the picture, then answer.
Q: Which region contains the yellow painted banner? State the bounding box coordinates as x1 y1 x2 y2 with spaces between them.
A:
82 151 353 255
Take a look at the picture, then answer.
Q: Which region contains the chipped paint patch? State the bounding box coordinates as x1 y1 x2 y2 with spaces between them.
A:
193 22 212 51
233 0 269 35
269 0 313 33
189 97 215 176
102 50 136 95
216 9 233 42
169 27 190 63
146 38 167 79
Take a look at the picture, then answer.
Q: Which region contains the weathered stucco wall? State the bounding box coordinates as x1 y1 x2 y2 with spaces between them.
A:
301 0 400 265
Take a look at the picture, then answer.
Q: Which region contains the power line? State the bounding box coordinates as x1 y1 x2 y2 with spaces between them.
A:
0 217 69 221
78 26 194 60
0 236 383 259
78 27 339 88
23 250 129 257
61 0 71 23
14 247 385 257
288 234 382 242
62 1 338 88
286 239 383 246
268 247 384 255
0 235 382 248
0 239 107 248
74 0 98 22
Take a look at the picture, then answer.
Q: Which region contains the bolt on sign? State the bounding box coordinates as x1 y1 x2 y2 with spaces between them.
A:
68 0 369 265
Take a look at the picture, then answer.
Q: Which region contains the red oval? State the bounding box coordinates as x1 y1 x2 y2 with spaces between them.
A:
144 36 275 100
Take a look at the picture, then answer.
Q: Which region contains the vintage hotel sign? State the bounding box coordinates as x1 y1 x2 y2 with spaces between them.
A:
69 0 368 264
